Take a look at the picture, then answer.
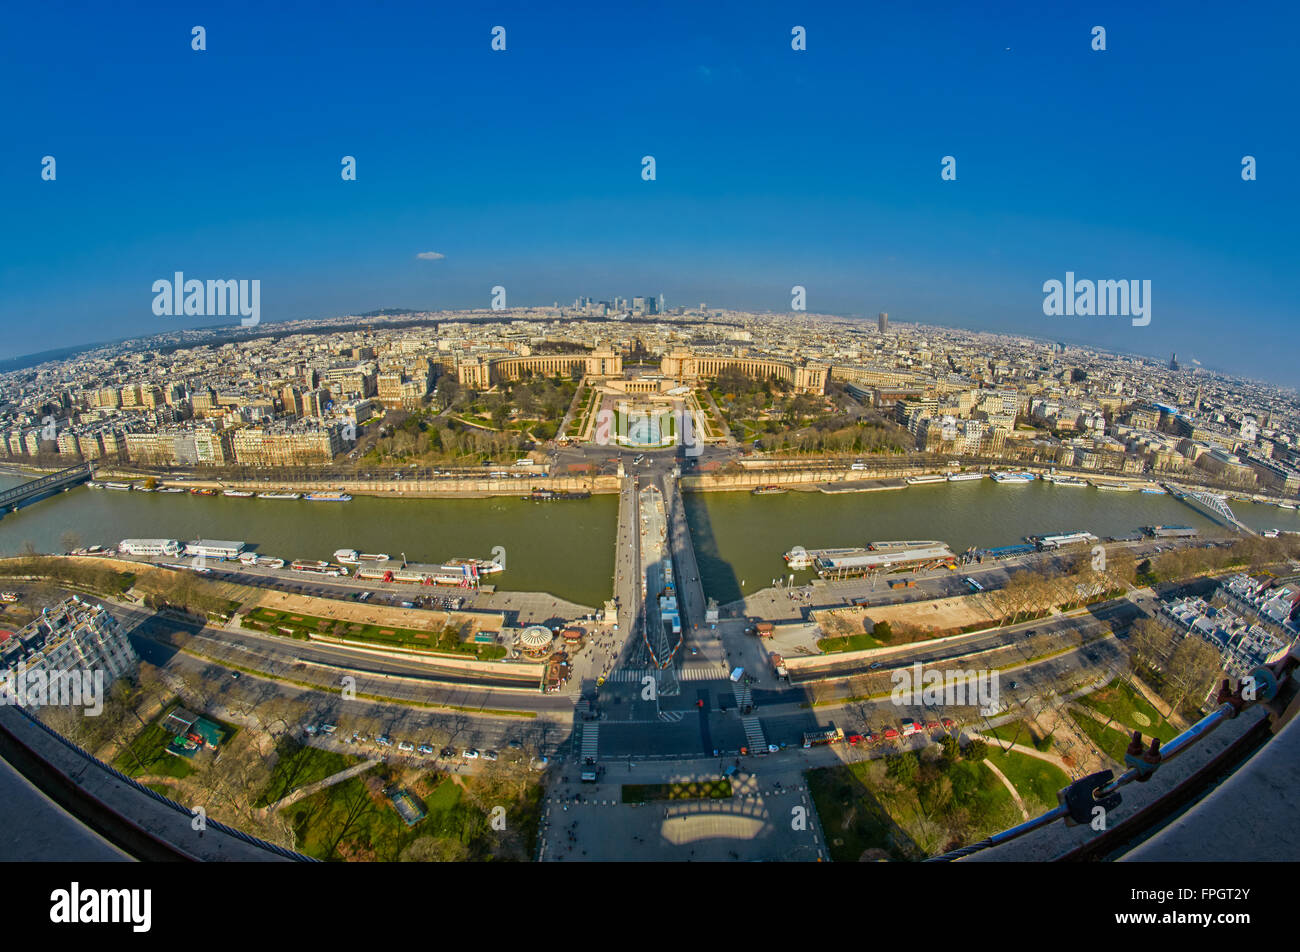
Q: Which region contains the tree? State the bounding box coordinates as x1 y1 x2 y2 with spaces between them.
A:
1166 637 1222 715
321 779 376 859
962 738 988 761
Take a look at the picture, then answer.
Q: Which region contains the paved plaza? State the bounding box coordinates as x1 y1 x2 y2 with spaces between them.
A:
538 762 828 861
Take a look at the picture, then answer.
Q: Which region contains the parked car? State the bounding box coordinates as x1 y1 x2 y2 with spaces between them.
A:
483 750 499 761
440 747 457 758
375 735 392 747
463 748 480 759
397 740 415 752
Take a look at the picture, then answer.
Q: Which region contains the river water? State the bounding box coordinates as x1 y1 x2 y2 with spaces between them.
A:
683 480 1300 604
0 476 618 607
0 474 1295 607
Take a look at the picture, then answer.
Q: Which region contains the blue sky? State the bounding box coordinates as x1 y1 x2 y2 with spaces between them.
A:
2 1 1297 385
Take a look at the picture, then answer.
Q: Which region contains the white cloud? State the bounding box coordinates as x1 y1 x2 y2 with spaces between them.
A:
416 251 445 261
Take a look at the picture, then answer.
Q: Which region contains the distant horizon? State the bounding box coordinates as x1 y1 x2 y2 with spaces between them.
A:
3 301 1289 395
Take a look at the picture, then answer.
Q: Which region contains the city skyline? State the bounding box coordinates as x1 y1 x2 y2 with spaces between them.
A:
2 1 1297 385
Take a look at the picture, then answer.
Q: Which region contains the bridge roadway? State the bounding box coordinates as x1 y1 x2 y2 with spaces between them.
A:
0 462 94 511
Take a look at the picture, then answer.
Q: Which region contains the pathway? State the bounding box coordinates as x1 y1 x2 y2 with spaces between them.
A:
981 758 1029 821
263 759 381 813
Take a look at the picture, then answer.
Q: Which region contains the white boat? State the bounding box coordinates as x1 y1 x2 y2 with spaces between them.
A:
257 492 301 500
102 481 132 491
1047 475 1088 486
156 486 184 493
1140 487 1168 495
446 557 502 575
222 489 254 497
1093 481 1138 491
1280 502 1297 510
906 474 947 485
305 491 352 502
946 473 985 482
992 472 1036 483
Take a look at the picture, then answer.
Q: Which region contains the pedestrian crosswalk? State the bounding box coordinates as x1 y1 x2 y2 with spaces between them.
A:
741 715 768 753
731 682 752 710
657 710 685 722
579 724 599 762
606 667 725 684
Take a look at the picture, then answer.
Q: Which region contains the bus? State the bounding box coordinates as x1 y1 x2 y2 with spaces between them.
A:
965 576 984 593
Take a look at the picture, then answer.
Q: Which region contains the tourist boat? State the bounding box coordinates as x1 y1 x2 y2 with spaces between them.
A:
446 557 503 575
304 491 352 502
239 552 286 568
333 549 390 564
991 472 1036 483
156 486 184 493
524 489 592 501
1140 486 1168 494
751 485 787 495
946 473 985 482
256 491 301 499
222 489 254 497
1093 481 1138 491
290 559 347 576
102 481 132 491
1046 475 1088 486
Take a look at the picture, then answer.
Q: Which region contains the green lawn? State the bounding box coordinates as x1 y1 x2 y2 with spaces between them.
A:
984 749 1070 817
1071 707 1134 764
284 772 543 862
808 750 1021 861
1074 679 1177 742
243 607 506 660
112 721 195 780
622 779 733 803
255 738 361 807
817 632 884 654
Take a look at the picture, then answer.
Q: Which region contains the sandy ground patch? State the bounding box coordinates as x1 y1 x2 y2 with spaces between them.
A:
251 588 504 635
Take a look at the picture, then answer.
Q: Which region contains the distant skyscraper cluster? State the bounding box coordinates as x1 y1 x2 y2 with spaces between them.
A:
572 294 664 317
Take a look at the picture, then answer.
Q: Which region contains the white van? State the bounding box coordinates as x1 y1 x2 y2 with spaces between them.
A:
729 667 744 683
